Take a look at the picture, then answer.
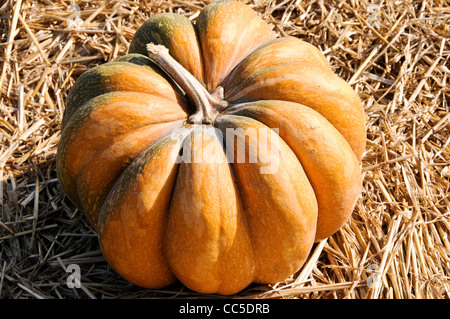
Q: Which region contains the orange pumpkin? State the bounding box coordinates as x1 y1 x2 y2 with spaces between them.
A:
57 0 366 295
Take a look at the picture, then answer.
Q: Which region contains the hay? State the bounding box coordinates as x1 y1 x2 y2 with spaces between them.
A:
0 0 449 299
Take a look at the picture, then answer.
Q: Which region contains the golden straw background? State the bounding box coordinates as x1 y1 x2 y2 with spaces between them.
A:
0 0 449 299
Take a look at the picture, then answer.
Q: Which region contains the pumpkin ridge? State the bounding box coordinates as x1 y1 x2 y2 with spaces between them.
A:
75 120 186 226
65 63 189 127
57 92 125 207
62 91 187 135
97 128 190 288
163 125 256 295
214 114 318 283
57 92 187 214
59 92 187 168
219 36 333 90
195 0 276 91
97 126 189 231
221 61 366 161
223 63 293 101
207 123 256 259
222 100 362 241
129 12 204 84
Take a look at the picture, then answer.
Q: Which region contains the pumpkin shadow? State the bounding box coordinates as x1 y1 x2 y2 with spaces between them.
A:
0 152 114 298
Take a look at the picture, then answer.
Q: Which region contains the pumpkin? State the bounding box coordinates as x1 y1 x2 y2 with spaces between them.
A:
57 0 366 295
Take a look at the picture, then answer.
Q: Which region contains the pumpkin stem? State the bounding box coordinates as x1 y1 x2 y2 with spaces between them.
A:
146 43 227 124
